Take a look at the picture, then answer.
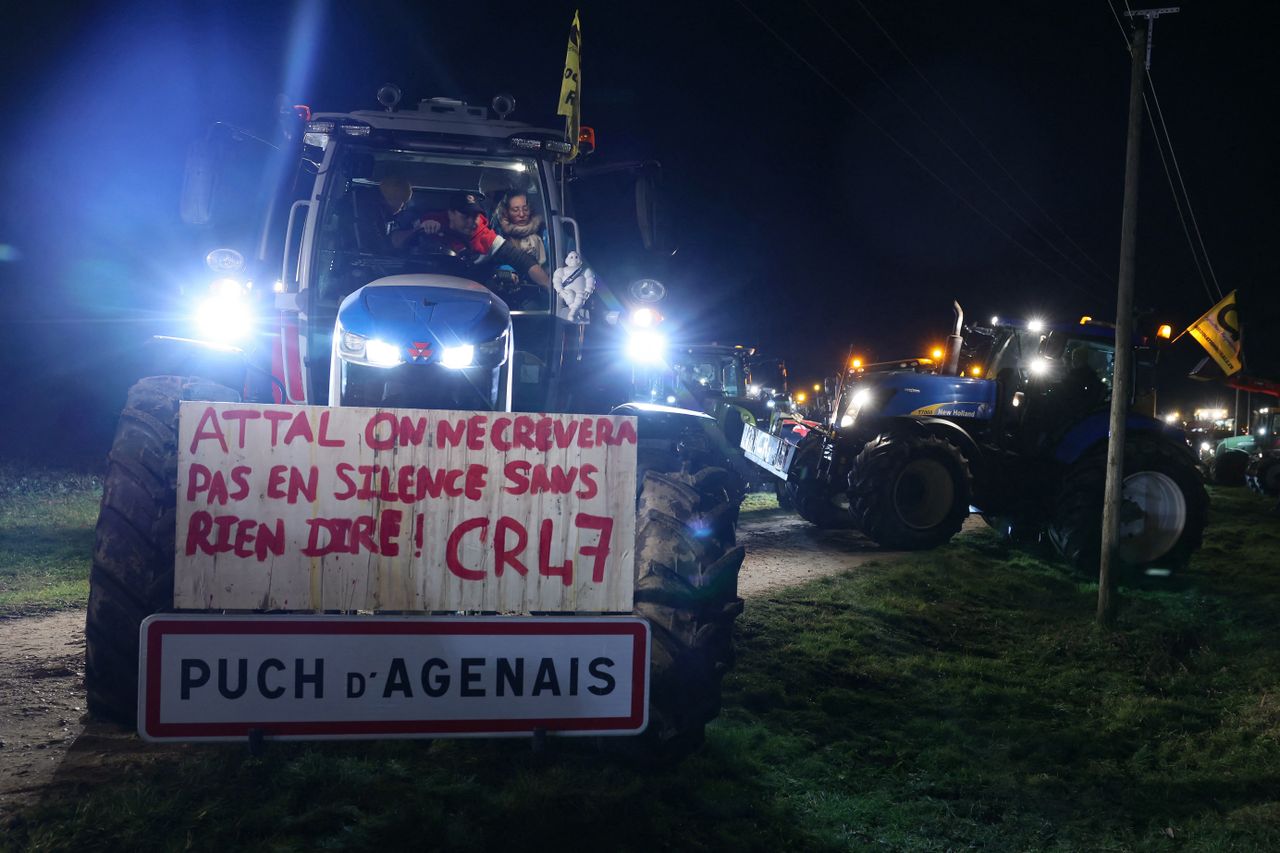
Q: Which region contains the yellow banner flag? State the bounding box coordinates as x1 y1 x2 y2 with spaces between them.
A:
1186 289 1243 376
557 11 581 160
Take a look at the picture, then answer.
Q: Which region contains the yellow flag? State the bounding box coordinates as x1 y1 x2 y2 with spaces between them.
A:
1186 289 1243 376
557 11 581 160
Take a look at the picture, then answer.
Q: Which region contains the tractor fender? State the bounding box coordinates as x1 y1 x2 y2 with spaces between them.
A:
1053 411 1192 466
610 401 741 472
610 400 717 439
144 336 251 397
609 399 747 491
874 416 984 467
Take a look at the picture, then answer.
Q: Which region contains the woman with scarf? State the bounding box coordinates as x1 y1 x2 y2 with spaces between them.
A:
494 192 547 268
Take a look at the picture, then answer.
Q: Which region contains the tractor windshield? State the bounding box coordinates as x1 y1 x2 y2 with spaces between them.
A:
673 354 744 399
312 145 552 311
1037 332 1117 398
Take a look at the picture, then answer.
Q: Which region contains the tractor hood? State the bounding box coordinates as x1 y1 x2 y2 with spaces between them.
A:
335 274 510 356
842 371 997 426
849 371 998 422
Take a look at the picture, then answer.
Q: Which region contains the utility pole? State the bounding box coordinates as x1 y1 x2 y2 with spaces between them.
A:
1098 7 1177 626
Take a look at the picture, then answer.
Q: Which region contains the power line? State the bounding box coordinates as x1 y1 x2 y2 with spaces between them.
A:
1143 75 1224 300
732 0 1107 300
849 0 1118 287
1107 0 1223 302
1144 89 1217 304
801 0 1114 291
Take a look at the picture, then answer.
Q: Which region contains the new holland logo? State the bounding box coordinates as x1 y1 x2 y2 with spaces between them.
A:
408 341 433 361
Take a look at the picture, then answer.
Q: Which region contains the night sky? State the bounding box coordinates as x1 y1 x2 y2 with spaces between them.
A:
1 0 1275 467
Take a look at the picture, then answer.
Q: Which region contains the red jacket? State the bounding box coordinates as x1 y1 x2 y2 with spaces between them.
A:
417 213 503 256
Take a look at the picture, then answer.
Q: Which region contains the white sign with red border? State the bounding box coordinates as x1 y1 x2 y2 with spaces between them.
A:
138 614 649 742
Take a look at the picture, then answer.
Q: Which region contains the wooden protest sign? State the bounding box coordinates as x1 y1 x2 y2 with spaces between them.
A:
174 404 638 614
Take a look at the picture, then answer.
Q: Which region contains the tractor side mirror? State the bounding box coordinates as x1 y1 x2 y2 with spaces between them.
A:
179 139 217 225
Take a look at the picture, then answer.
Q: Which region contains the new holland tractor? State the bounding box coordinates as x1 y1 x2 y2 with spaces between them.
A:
86 90 746 754
745 305 1208 574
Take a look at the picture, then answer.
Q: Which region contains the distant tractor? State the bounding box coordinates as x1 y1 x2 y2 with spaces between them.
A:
1244 405 1280 496
634 343 799 496
744 305 1208 574
1185 408 1241 484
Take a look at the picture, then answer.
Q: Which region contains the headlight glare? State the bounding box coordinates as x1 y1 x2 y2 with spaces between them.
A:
195 294 253 342
210 277 245 298
441 344 476 369
625 329 666 364
629 307 659 327
839 388 872 430
365 339 403 367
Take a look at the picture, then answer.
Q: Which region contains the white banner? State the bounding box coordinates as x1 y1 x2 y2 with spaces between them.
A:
174 404 638 613
139 614 649 741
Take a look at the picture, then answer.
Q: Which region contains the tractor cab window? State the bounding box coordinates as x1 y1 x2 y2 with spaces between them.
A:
678 360 724 394
1256 409 1278 448
987 329 1039 383
314 146 551 311
1037 333 1116 398
721 358 744 398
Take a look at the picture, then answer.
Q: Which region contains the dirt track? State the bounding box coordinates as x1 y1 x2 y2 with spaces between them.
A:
0 511 980 819
0 611 89 818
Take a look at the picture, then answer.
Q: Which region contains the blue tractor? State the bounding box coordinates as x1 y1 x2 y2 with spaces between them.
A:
780 305 1208 573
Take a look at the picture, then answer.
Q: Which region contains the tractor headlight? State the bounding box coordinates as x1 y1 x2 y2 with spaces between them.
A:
365 339 404 367
336 327 403 367
473 330 510 368
840 388 872 429
442 329 508 370
628 307 660 327
441 344 476 369
626 329 667 364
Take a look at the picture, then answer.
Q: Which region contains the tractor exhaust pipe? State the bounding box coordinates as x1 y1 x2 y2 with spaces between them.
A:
942 301 964 376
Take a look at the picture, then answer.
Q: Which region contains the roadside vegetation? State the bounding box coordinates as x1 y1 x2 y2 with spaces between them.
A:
3 472 1280 850
0 465 100 615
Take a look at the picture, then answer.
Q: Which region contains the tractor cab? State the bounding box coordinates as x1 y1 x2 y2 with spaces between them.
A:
1253 406 1280 453
971 319 1122 450
667 344 775 448
174 93 671 417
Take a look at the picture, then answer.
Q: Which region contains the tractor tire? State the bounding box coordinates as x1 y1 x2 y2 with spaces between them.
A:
774 476 795 510
85 376 241 725
1048 434 1208 575
1245 454 1280 496
787 433 845 528
848 432 972 550
631 466 745 758
1210 451 1249 486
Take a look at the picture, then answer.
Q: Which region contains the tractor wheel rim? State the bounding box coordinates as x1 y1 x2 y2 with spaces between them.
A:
893 458 955 531
1118 470 1186 564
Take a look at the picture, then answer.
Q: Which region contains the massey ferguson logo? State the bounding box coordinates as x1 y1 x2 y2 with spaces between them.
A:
407 341 433 361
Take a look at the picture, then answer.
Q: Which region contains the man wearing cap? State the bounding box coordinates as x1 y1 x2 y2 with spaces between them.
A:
415 193 551 287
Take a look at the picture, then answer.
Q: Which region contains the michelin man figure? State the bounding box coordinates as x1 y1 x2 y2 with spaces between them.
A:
552 251 596 322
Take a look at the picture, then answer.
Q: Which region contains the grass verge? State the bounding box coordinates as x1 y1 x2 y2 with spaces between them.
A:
0 465 100 615
5 484 1280 851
